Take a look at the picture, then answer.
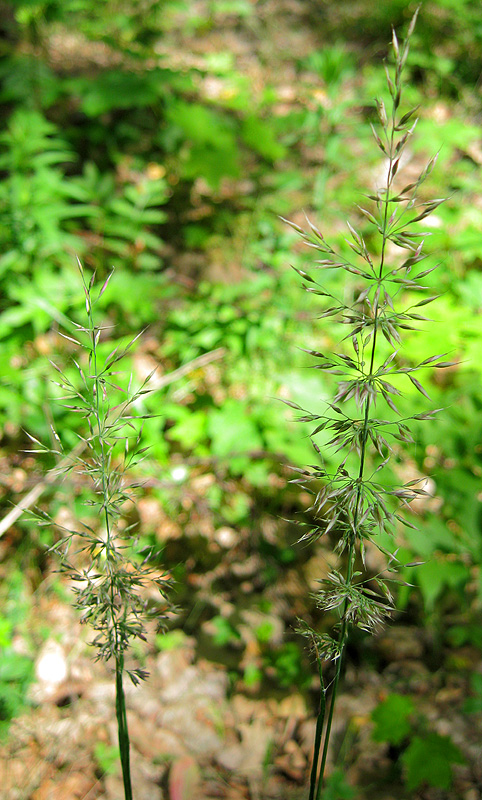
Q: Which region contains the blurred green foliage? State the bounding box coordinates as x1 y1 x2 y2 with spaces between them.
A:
1 1 482 772
372 693 465 791
402 733 465 791
372 693 415 746
0 571 34 737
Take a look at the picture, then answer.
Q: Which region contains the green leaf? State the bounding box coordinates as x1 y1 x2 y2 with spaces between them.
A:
210 616 240 646
207 399 263 459
168 410 207 450
155 630 188 652
415 559 467 611
220 491 250 524
0 620 12 649
0 651 33 684
241 116 287 161
402 733 464 790
463 672 482 713
165 100 236 148
0 55 62 108
446 624 482 650
74 70 164 116
403 516 464 560
243 663 262 687
255 621 275 643
165 100 240 187
181 142 240 188
470 672 482 695
371 693 414 745
322 769 356 800
93 742 119 776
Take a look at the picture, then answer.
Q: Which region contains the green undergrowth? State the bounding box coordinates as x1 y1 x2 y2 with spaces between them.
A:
0 570 34 738
372 693 465 792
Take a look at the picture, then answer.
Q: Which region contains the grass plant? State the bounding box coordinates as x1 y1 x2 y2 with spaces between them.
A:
32 264 171 799
284 10 450 797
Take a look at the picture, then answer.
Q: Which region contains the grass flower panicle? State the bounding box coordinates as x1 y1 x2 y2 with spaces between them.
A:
285 10 450 797
34 264 172 800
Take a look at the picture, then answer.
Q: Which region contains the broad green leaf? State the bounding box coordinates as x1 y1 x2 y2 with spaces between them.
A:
168 411 207 449
207 400 263 458
75 70 164 116
241 116 287 161
415 559 467 611
463 673 482 713
372 693 414 745
402 733 464 790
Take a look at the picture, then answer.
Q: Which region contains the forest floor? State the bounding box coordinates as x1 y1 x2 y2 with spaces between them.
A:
1 451 481 799
1 540 481 800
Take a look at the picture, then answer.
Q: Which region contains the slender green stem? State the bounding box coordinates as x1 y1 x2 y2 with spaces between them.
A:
315 645 343 798
116 652 133 800
308 653 327 800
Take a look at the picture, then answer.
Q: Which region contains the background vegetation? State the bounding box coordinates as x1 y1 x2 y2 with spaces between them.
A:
1 0 482 797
